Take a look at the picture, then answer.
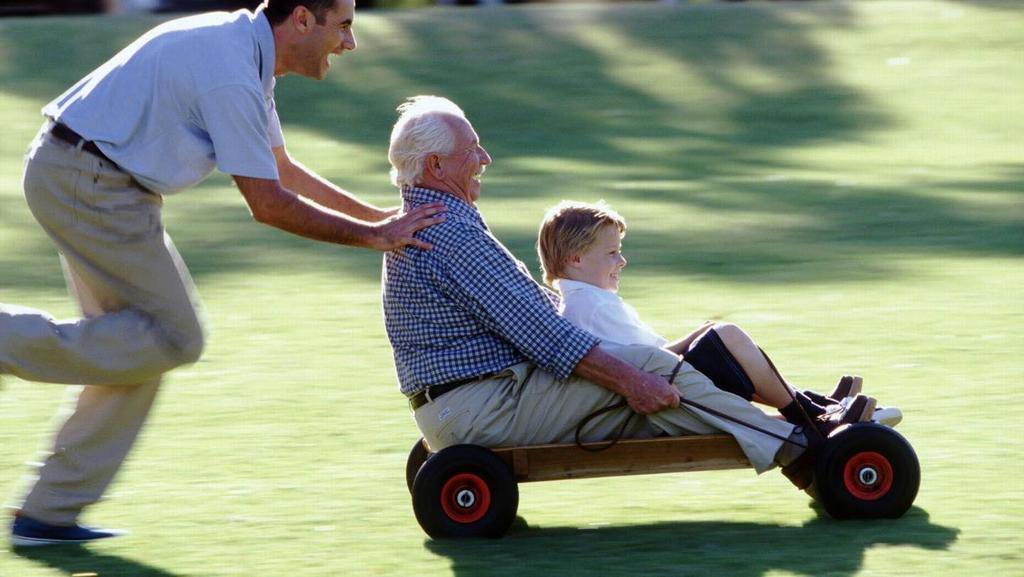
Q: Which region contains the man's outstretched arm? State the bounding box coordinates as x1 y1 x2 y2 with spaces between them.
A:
233 175 445 251
272 145 396 222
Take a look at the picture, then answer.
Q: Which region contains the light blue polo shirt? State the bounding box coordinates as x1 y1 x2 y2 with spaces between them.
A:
43 8 284 196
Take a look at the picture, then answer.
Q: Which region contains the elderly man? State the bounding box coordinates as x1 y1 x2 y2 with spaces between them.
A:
0 0 445 547
381 95 869 494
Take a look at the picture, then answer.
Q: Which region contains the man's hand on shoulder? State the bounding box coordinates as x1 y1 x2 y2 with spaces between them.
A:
369 202 447 252
234 176 446 251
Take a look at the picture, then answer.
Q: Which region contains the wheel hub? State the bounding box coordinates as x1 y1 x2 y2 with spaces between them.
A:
456 489 476 508
440 472 491 524
843 451 894 501
858 467 878 486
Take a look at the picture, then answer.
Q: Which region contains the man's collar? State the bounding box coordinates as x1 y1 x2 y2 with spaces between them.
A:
402 186 484 226
254 9 276 90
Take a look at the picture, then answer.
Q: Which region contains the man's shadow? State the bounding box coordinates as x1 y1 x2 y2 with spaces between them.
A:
426 506 959 577
11 545 182 577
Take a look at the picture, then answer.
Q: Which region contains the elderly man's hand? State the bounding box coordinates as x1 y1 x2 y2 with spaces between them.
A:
573 346 681 415
624 372 681 415
371 202 447 251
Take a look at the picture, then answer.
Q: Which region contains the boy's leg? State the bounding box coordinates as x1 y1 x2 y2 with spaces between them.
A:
625 347 796 473
688 323 795 408
686 324 829 427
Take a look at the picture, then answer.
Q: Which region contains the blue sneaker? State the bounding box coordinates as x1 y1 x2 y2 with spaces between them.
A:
10 514 126 547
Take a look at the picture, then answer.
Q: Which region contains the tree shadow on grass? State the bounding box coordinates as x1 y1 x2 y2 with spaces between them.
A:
2 161 1021 293
12 544 183 577
426 506 958 577
1 4 1020 293
266 3 873 175
0 4 870 195
943 0 1021 11
492 162 1024 285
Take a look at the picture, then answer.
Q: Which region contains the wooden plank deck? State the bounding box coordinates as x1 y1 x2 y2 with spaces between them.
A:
487 435 751 483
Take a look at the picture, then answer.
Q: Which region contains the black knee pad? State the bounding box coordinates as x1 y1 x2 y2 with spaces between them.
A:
684 329 756 401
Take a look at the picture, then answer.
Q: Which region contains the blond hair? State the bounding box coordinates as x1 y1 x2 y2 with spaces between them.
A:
537 200 627 287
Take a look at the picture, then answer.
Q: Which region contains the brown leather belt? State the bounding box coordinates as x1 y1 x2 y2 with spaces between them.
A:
408 372 499 411
50 122 116 166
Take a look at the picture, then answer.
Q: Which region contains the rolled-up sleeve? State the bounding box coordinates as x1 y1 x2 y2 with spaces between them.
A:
436 226 599 380
265 96 285 148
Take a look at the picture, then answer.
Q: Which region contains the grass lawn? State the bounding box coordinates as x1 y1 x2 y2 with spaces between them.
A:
1 0 1022 575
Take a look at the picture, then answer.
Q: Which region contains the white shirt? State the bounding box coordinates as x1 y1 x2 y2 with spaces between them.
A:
557 279 667 348
43 9 283 195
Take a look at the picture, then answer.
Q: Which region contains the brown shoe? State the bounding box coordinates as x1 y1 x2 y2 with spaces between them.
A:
816 393 876 436
829 375 863 400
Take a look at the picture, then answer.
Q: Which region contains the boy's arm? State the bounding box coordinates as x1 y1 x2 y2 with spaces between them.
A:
665 321 716 356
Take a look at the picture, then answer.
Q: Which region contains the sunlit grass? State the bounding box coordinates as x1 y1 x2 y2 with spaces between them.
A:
1 1 1022 575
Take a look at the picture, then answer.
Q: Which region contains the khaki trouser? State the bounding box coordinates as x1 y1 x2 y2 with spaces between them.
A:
414 345 795 473
0 126 205 524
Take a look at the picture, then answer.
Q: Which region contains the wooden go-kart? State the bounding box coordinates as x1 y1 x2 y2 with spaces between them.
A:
406 422 920 538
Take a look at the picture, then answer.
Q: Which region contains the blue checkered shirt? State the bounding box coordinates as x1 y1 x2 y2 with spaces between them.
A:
383 187 600 396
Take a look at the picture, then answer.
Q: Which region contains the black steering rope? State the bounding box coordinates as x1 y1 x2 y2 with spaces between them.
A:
574 348 819 452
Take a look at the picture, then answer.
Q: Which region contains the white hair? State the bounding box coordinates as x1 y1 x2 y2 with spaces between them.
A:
388 95 467 189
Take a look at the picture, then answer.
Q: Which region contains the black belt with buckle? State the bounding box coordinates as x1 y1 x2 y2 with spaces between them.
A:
50 122 116 166
408 372 499 411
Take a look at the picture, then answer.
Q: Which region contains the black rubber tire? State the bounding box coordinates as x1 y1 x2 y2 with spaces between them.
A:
412 444 519 538
406 438 432 494
814 422 920 519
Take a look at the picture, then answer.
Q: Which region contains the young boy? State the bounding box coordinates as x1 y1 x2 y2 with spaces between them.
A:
537 200 902 428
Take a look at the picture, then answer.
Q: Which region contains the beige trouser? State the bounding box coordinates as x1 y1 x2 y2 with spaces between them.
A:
0 126 205 524
414 345 795 474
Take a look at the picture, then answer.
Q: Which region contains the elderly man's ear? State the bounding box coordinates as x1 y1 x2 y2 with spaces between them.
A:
426 154 444 178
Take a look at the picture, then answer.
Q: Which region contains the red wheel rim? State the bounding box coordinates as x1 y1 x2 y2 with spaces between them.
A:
440 473 491 524
843 451 894 500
